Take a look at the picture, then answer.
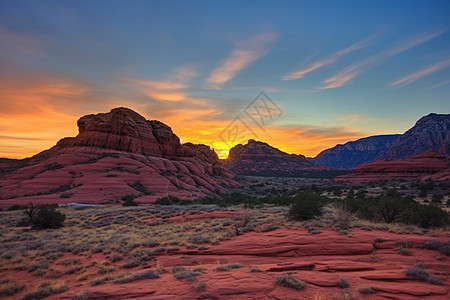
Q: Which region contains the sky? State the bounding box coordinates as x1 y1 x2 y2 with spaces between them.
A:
0 0 449 159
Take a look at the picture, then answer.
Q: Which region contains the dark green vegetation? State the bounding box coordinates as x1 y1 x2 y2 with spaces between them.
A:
121 195 138 207
156 187 449 228
18 203 66 229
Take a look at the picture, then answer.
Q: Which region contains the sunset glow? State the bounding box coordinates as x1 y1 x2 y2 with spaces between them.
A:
1 1 449 159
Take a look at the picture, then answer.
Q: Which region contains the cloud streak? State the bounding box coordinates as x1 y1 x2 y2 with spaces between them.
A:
205 33 276 89
321 30 446 89
282 38 370 80
129 65 198 102
391 58 450 88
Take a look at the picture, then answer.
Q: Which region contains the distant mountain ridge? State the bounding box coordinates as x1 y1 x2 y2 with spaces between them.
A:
377 113 450 160
309 135 400 170
310 113 450 170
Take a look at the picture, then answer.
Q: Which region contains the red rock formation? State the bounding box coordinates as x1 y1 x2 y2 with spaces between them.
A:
336 151 450 182
33 227 449 300
0 108 238 207
227 139 325 176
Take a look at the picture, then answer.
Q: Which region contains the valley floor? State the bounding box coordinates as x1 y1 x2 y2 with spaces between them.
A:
0 205 449 299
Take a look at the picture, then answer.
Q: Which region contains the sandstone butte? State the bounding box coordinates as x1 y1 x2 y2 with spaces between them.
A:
335 151 450 183
10 226 449 300
0 107 239 208
227 139 326 176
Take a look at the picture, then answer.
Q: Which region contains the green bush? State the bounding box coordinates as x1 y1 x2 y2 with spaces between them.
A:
33 205 66 229
288 192 324 221
21 203 65 229
403 204 448 228
121 195 138 206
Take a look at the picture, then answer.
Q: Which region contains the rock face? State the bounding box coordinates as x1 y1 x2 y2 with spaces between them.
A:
227 139 326 176
336 151 450 182
310 135 400 170
378 113 450 160
40 226 450 300
0 108 238 207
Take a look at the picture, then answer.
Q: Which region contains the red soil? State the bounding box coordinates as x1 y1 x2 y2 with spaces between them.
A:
9 227 448 300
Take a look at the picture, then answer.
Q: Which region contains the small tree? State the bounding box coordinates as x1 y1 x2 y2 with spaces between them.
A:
33 205 66 229
289 192 324 221
22 203 66 229
23 202 39 224
376 196 405 223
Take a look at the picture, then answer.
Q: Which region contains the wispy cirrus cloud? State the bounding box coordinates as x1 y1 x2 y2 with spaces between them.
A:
282 38 370 81
205 32 277 89
391 57 450 88
321 30 446 89
429 78 450 89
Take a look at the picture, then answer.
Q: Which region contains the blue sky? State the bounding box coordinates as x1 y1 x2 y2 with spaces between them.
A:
0 0 449 158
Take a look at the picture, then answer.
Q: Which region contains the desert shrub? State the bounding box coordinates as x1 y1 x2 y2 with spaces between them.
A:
359 287 376 294
398 248 412 256
233 210 256 235
192 267 207 273
373 237 386 244
376 196 407 223
98 266 114 274
188 234 210 244
403 204 448 228
250 266 262 272
60 259 81 266
422 240 450 256
193 282 206 291
66 266 83 274
405 264 443 285
23 204 66 229
114 270 159 283
22 281 68 300
143 240 160 247
0 279 25 296
155 196 183 205
70 291 91 300
29 260 49 273
122 260 140 268
431 194 443 203
214 263 243 272
333 202 353 230
108 254 123 262
129 249 154 262
90 276 114 286
276 273 305 290
173 270 200 281
337 277 349 288
45 251 63 260
288 192 324 221
172 266 186 273
260 224 279 232
122 195 138 206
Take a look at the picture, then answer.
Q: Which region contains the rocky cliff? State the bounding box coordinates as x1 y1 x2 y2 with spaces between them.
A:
310 135 400 170
378 113 450 160
0 108 238 207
